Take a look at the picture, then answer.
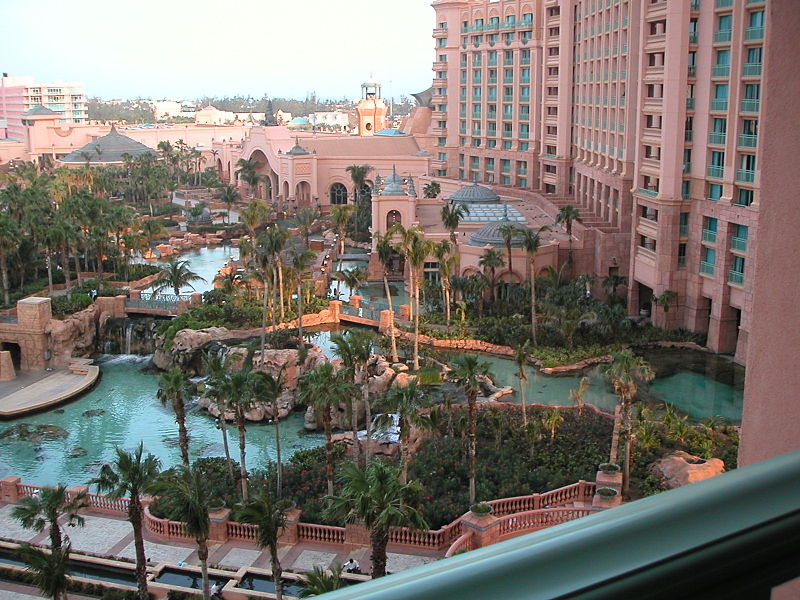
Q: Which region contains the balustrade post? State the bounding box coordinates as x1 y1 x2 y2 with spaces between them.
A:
129 290 142 301
345 521 370 549
68 485 89 512
460 512 502 549
208 508 232 543
281 508 302 545
378 309 394 333
349 295 362 309
0 476 20 503
398 304 412 321
329 300 342 322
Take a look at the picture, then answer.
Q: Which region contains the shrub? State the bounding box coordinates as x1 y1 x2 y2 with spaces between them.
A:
51 293 93 318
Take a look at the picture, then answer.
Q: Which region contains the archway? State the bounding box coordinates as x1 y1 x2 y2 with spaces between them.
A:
1 342 21 370
330 182 348 205
295 181 311 208
386 210 402 229
282 181 290 201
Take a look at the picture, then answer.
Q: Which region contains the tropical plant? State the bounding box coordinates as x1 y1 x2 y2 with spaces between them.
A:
218 184 240 224
513 341 531 426
157 367 192 467
519 225 550 345
294 207 318 248
440 203 469 246
346 164 372 234
89 443 161 600
329 204 355 266
478 248 505 303
422 181 441 199
223 369 255 502
446 354 492 504
11 485 88 551
205 354 236 483
235 157 262 198
240 199 271 239
379 380 432 483
0 215 21 305
250 369 286 497
601 273 628 297
407 235 436 370
238 491 290 600
653 290 677 313
569 376 590 416
324 461 428 578
151 257 206 297
298 564 345 597
497 223 522 278
334 266 367 300
433 240 457 326
17 543 72 600
556 205 582 267
543 409 565 440
374 232 399 363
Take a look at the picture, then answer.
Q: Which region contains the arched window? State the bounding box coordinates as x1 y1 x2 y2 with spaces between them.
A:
386 210 402 229
330 183 348 205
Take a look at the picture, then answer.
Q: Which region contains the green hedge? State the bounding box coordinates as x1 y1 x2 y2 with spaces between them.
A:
51 293 93 319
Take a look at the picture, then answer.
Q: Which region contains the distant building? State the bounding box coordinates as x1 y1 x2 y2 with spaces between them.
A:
0 74 87 140
308 111 350 130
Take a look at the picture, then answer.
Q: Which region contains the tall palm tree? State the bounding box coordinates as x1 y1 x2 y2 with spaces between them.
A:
151 257 206 297
0 215 20 305
90 443 161 600
600 350 655 497
250 369 286 498
204 354 236 483
380 380 431 484
334 266 366 300
374 232 399 363
440 203 469 246
407 235 435 371
345 164 372 234
330 204 355 289
224 369 255 502
601 273 628 298
514 341 532 427
497 223 522 279
17 543 71 600
388 223 423 321
218 184 240 225
433 240 457 325
260 226 291 320
446 354 492 505
12 485 88 551
235 157 262 198
152 465 212 600
239 491 289 600
294 207 318 248
291 248 317 340
324 461 428 578
157 367 192 467
520 226 550 345
240 200 271 240
556 204 582 267
478 248 505 303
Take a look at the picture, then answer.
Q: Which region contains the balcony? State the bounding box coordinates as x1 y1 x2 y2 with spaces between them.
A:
685 130 693 142
742 63 762 77
702 229 718 244
731 236 748 252
710 98 728 111
745 26 765 41
715 0 733 7
688 31 698 44
541 153 557 159
700 261 716 276
714 29 732 43
680 224 689 238
686 97 696 110
638 188 659 198
738 133 758 148
708 131 727 145
729 270 745 285
712 64 730 78
741 99 760 113
707 165 725 179
690 0 700 8
737 168 756 183
687 65 697 77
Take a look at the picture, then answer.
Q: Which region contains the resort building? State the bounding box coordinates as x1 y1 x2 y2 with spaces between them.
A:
0 74 88 140
412 0 768 363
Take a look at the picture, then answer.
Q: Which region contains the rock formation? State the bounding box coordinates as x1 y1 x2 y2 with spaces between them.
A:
648 450 725 490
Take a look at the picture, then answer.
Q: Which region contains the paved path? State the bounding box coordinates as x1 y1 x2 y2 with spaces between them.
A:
0 366 99 418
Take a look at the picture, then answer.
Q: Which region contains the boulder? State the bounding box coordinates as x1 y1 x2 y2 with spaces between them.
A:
47 304 100 366
648 451 725 490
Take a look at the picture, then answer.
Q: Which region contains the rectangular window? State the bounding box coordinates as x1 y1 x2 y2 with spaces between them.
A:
709 183 723 201
736 188 754 206
678 243 687 268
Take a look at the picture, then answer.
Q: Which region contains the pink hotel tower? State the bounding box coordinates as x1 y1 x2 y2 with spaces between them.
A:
427 0 765 363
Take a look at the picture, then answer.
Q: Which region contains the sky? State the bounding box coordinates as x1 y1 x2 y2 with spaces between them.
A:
0 0 436 101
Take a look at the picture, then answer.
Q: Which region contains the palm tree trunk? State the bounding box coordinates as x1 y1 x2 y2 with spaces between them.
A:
297 283 304 340
130 497 149 600
400 430 410 485
260 270 269 361
363 372 372 465
198 541 210 600
520 375 528 427
274 397 283 499
383 272 399 363
46 250 54 295
61 245 71 292
219 416 235 483
237 416 249 502
176 403 190 467
413 274 421 371
371 528 390 578
1 256 9 306
622 400 633 498
351 395 361 466
530 259 538 345
73 251 82 286
323 408 335 496
271 544 284 600
49 518 63 551
407 263 414 321
468 392 477 505
277 261 285 320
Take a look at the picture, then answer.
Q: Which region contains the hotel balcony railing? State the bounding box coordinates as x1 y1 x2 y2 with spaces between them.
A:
519 132 530 140
714 29 732 43
685 130 693 142
488 77 497 84
677 255 687 268
520 76 531 83
488 58 497 66
680 224 689 238
708 131 727 145
503 77 514 84
738 133 758 148
690 0 700 9
746 0 765 3
712 64 730 78
745 26 765 41
503 95 514 102
715 0 733 7
688 31 698 44
741 99 760 113
700 261 716 276
707 165 725 179
731 236 748 252
729 270 745 285
687 65 697 77
320 451 800 600
710 98 728 111
488 112 497 120
518 168 528 175
737 168 756 183
637 188 659 198
702 229 718 244
686 97 695 109
502 131 512 138
742 63 762 77
541 153 557 159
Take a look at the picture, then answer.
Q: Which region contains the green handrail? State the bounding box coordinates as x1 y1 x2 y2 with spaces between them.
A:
318 450 800 599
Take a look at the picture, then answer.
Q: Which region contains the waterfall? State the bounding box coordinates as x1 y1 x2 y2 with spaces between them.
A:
98 317 160 356
124 322 134 355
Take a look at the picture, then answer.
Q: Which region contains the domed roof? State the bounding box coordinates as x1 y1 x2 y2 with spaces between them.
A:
288 117 309 125
375 128 407 137
59 125 157 164
286 137 310 155
469 219 530 248
448 183 500 204
381 168 405 196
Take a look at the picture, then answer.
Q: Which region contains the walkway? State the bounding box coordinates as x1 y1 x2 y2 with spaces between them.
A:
0 361 99 418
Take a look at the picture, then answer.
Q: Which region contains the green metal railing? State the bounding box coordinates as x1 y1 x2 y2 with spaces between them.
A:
318 451 800 600
714 29 732 43
686 97 695 110
745 26 765 41
738 134 758 148
707 165 725 178
715 0 733 7
710 98 728 111
729 270 745 285
638 188 658 198
702 229 718 244
708 131 726 145
712 64 730 78
731 236 748 252
737 169 756 183
700 260 716 275
742 63 762 77
741 99 760 113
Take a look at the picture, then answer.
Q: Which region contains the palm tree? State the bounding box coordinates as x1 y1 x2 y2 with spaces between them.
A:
407 235 435 371
497 223 522 279
151 257 206 297
205 354 236 483
298 363 355 495
543 409 564 440
346 164 372 234
0 215 20 305
478 248 505 303
324 461 428 578
239 491 289 600
373 232 399 363
423 181 441 199
224 369 255 502
602 273 628 298
380 380 431 483
260 226 291 320
251 369 286 498
90 443 161 600
12 485 88 551
294 207 318 248
298 564 345 597
17 543 71 600
440 203 469 246
600 350 655 497
152 466 212 600
291 248 317 340
519 226 550 345
157 367 192 467
389 223 423 322
556 204 582 267
330 205 355 282
334 266 366 300
446 354 492 505
514 341 531 427
569 376 590 416
218 184 240 224
236 157 262 198
240 200 271 240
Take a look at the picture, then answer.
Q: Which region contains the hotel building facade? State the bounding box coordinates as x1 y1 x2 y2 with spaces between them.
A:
0 75 88 140
426 0 766 363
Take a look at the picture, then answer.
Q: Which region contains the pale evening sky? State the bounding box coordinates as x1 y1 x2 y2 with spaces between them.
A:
0 0 436 101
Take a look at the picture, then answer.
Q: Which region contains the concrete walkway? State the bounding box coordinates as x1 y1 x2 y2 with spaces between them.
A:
0 364 99 418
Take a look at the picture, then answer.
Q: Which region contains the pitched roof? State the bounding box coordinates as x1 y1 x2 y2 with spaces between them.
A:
59 125 158 164
21 105 58 116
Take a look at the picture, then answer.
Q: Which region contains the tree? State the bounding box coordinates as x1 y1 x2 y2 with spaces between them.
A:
240 200 271 240
422 181 441 199
90 443 161 600
12 485 88 551
259 226 290 320
205 354 236 483
446 354 492 504
157 367 192 467
478 248 505 304
373 232 399 363
602 273 628 298
239 491 289 600
434 241 458 327
513 341 531 426
324 461 428 578
440 203 469 246
151 257 206 297
556 205 582 267
235 157 262 198
298 564 345 597
17 543 71 600
291 248 317 340
333 266 366 300
218 185 240 224
329 204 355 275
250 369 286 498
569 376 590 416
224 369 255 502
380 380 431 483
294 207 318 248
346 164 372 234
153 466 212 600
653 290 677 313
600 350 655 497
407 235 436 371
497 223 522 279
519 226 550 345
0 215 21 305
543 409 564 440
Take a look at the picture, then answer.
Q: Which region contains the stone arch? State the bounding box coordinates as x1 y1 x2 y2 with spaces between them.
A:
462 267 481 277
386 210 402 229
282 181 290 201
295 181 311 207
330 182 348 205
497 269 524 284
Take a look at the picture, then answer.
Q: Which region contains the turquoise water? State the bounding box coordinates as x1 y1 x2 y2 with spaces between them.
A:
0 355 323 487
143 245 240 295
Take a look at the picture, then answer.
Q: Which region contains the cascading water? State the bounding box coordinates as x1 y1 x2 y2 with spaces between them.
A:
98 317 161 356
124 322 133 355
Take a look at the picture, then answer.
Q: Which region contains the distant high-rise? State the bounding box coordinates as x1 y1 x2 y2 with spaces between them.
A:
0 75 88 140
